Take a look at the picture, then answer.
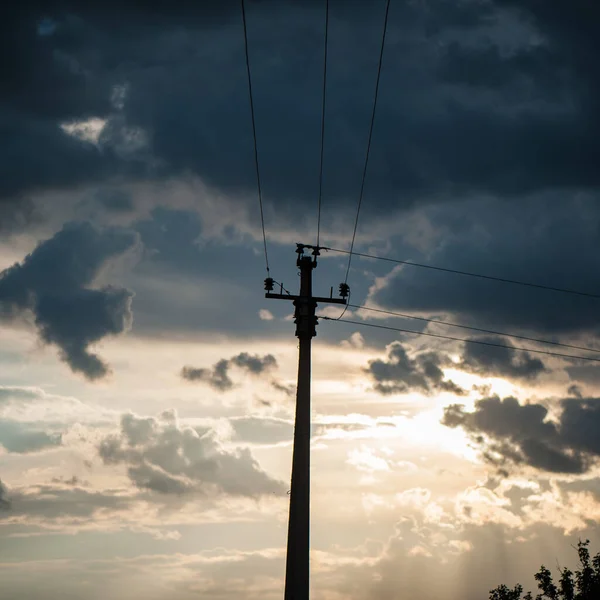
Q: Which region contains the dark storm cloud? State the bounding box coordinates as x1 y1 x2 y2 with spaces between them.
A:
3 0 600 354
94 188 135 213
366 342 465 396
181 352 277 391
3 0 600 230
442 395 600 474
0 198 39 235
459 337 546 381
0 221 138 379
0 421 62 454
0 4 178 218
368 199 600 337
98 410 285 497
496 0 600 97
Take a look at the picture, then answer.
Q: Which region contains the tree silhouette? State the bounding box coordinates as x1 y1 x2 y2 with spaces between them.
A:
489 541 600 600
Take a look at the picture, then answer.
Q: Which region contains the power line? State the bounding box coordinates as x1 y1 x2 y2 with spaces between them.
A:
344 0 391 285
328 248 600 300
241 0 270 274
272 279 293 295
348 303 600 354
316 0 329 248
319 316 600 363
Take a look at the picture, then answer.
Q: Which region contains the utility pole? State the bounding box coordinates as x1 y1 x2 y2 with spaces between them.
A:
265 243 348 600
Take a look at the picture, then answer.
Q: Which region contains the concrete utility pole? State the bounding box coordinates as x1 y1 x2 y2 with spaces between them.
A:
265 243 348 600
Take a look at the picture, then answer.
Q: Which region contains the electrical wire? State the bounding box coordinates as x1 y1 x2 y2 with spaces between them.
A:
319 316 600 363
343 0 392 285
348 303 600 354
272 280 293 295
241 0 270 274
327 247 600 300
316 0 329 248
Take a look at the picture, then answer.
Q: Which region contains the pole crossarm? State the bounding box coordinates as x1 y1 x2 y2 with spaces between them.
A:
266 293 346 305
313 296 347 305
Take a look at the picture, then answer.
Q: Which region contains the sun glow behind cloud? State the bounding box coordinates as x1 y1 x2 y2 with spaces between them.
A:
444 367 522 400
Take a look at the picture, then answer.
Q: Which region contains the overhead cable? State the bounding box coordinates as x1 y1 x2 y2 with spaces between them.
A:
319 316 600 363
328 248 600 300
316 0 329 248
343 0 392 284
348 303 600 354
241 0 270 274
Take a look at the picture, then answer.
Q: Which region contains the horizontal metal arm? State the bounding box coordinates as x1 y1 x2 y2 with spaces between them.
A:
265 293 346 305
265 293 298 301
312 296 347 305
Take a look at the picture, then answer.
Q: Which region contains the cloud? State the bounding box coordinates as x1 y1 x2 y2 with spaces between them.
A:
181 352 278 391
258 309 274 321
270 380 294 398
0 221 138 379
98 410 285 497
229 416 293 446
181 360 232 391
0 386 103 427
230 353 277 375
459 337 547 381
442 395 600 474
566 365 600 388
341 332 366 350
0 481 134 523
0 387 41 405
0 480 10 510
0 472 281 539
3 0 600 351
0 421 62 454
50 475 86 486
311 418 398 442
0 196 39 234
367 200 600 338
365 342 466 396
3 0 600 234
567 384 584 399
0 547 289 600
0 517 596 600
94 188 135 213
347 446 392 473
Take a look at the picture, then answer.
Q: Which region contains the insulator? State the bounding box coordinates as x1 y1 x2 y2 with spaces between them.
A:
264 277 274 292
339 282 350 298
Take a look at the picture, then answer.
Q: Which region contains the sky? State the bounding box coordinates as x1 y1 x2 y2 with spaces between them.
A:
2 1 600 598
